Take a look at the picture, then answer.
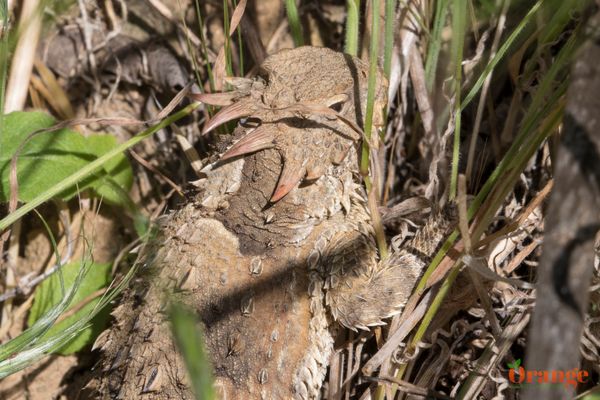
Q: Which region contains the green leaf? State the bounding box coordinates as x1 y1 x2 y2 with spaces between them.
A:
133 211 150 237
0 111 93 201
27 261 112 355
0 111 133 205
86 134 133 206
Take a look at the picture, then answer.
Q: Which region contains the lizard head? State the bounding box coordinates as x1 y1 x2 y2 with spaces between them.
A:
194 46 388 202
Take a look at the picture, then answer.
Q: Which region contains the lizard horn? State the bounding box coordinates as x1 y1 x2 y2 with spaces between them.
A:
202 100 255 135
270 159 306 202
220 126 276 161
304 163 325 181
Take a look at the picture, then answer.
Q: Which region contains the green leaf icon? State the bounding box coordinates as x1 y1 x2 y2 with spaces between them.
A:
507 359 521 369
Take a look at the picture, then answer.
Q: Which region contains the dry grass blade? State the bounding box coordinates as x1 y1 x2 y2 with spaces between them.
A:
362 290 432 375
370 375 453 399
462 256 534 290
31 60 75 119
213 0 248 90
458 311 531 399
4 0 42 113
409 46 435 138
128 150 184 196
229 0 248 32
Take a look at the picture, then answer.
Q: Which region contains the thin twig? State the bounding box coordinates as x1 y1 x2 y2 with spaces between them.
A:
367 374 453 399
55 288 107 324
128 150 184 196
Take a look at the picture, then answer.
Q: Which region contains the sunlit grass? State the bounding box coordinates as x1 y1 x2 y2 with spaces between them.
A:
285 0 304 46
344 0 360 56
448 0 467 201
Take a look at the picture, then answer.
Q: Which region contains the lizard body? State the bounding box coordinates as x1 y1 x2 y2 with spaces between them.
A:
87 46 449 399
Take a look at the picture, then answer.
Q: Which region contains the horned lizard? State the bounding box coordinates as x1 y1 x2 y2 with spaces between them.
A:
86 46 451 399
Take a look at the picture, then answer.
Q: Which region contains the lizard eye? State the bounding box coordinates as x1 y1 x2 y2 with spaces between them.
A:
325 93 349 114
330 102 343 112
325 93 350 114
240 117 261 128
171 83 185 92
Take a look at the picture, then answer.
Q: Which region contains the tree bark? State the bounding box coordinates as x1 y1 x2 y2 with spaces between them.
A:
524 10 600 400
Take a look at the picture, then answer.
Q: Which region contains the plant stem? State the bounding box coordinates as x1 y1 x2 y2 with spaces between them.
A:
284 0 304 46
345 0 360 56
383 0 395 78
222 0 233 76
359 0 381 177
448 0 467 201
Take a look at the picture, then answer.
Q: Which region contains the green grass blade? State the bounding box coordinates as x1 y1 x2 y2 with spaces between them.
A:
359 0 381 177
285 0 304 46
0 0 8 114
0 211 76 362
360 0 388 260
0 248 142 377
194 1 215 90
170 303 215 400
233 0 244 75
345 0 360 56
448 0 467 200
462 0 542 109
424 0 449 92
222 0 233 76
383 0 395 78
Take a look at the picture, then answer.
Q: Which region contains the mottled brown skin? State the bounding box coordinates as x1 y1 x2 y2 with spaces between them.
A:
87 47 448 399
